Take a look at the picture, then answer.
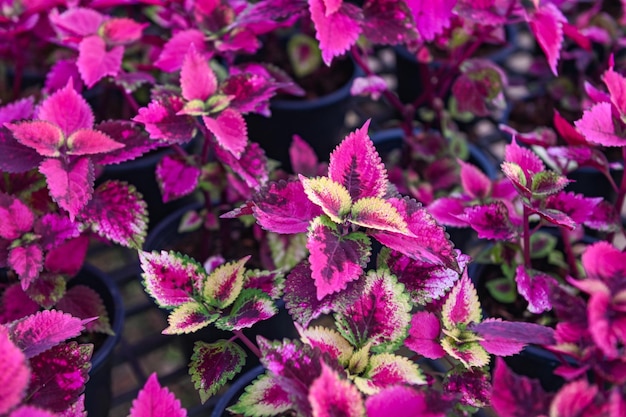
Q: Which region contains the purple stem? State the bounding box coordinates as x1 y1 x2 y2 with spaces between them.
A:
122 88 140 114
614 147 626 218
523 204 532 269
233 330 261 358
559 227 578 279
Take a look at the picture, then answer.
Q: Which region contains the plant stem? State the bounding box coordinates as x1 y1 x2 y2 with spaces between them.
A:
559 227 578 279
233 330 261 358
523 204 532 269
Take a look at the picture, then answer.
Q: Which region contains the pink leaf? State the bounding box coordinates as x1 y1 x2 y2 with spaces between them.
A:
602 64 626 116
129 373 187 417
406 0 456 41
100 17 146 45
34 213 80 250
553 110 587 146
405 311 445 359
528 3 566 76
36 79 94 137
55 285 112 334
549 380 599 417
504 139 544 175
0 194 34 240
39 157 94 220
203 109 248 158
515 266 558 314
156 155 200 203
427 197 471 228
10 406 58 417
66 129 123 156
350 75 388 100
0 327 30 415
545 192 600 225
491 358 552 417
463 201 517 240
133 96 196 143
471 318 555 356
44 60 82 95
44 236 89 276
581 241 626 283
0 284 39 323
77 36 124 88
290 135 320 177
49 7 103 37
9 245 43 290
574 102 626 147
0 96 34 124
92 120 161 166
213 141 269 190
5 120 64 157
328 120 388 200
309 363 364 417
361 0 420 46
7 310 86 358
180 46 217 102
587 291 620 359
366 386 448 417
459 159 492 199
309 0 362 65
155 29 207 72
190 340 246 403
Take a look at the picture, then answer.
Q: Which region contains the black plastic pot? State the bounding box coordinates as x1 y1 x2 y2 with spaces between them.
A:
211 365 264 417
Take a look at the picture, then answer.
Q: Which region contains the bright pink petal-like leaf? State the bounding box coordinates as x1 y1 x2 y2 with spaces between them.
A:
471 318 555 356
366 385 449 417
405 311 445 359
309 0 362 65
203 109 247 158
189 340 246 403
34 213 79 250
546 192 599 225
549 379 599 417
0 194 34 240
129 373 187 417
44 236 89 277
0 284 39 323
427 197 471 228
491 358 552 417
603 65 626 116
229 373 292 416
77 36 124 88
463 201 517 241
581 241 626 284
290 135 320 177
504 140 544 175
7 310 86 358
0 96 34 124
44 60 82 95
574 102 626 147
55 285 112 334
307 216 370 300
39 157 94 220
5 121 63 157
515 266 558 314
9 406 59 417
203 257 249 309
528 3 565 76
101 17 146 45
92 120 161 166
587 291 620 359
156 154 200 203
139 251 206 308
553 110 587 146
213 141 269 190
217 289 277 331
442 272 481 329
133 96 196 143
459 159 492 199
0 327 29 414
163 302 217 335
49 7 103 37
80 180 147 249
0 129 43 173
66 129 123 156
27 342 92 412
309 362 365 417
328 120 388 200
9 245 43 290
155 29 207 72
406 0 456 41
180 46 217 102
336 270 411 352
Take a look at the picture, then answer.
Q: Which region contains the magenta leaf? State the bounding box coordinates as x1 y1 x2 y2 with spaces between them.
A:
350 75 388 100
602 64 626 116
36 80 94 137
66 129 123 156
545 192 600 225
92 120 161 166
405 311 445 359
553 110 587 146
443 368 491 408
80 180 147 249
0 96 34 124
307 216 370 300
27 342 92 412
504 139 544 176
203 109 248 158
24 273 67 310
44 60 82 95
39 157 94 220
229 373 292 416
309 363 365 417
49 7 103 37
213 141 269 190
463 201 517 241
0 284 39 323
336 270 411 352
366 385 449 417
34 213 79 250
309 0 362 65
406 0 456 41
290 135 320 177
217 289 277 331
244 270 284 300
361 0 419 46
139 251 207 308
9 406 58 417
44 236 89 277
133 95 196 143
5 120 64 157
100 17 146 45
190 340 246 403
0 327 29 415
581 241 626 283
515 266 558 314
458 159 492 199
471 318 555 356
427 197 468 228
328 120 388 200
77 36 124 88
574 102 626 147
180 46 217 102
549 380 600 417
55 285 112 335
7 310 86 359
0 194 34 240
0 129 43 173
156 155 200 203
155 29 207 72
9 245 43 290
129 373 187 417
528 3 566 76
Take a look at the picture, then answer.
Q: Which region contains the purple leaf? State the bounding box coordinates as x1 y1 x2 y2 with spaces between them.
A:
574 102 626 147
34 213 79 250
100 17 146 45
0 128 43 173
39 157 94 220
366 386 449 417
24 273 67 310
309 363 365 417
471 318 555 356
463 201 517 241
309 0 362 65
336 270 411 351
133 96 196 143
9 244 44 290
515 266 558 314
27 342 92 412
217 289 277 331
55 285 112 334
180 45 217 102
307 216 370 300
129 373 187 417
91 120 161 166
361 0 419 46
4 120 63 157
290 135 320 177
66 129 123 156
77 36 123 88
405 311 445 359
0 284 39 323
0 96 34 124
0 194 34 240
528 3 566 76
155 29 207 72
156 155 200 203
190 340 246 403
0 327 30 415
7 310 86 358
203 109 248 158
44 236 89 277
406 0 456 41
229 373 292 416
163 302 217 335
328 120 388 200
139 251 206 308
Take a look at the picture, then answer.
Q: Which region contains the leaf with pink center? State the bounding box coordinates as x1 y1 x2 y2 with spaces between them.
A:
297 324 353 364
405 311 445 359
0 327 29 415
23 273 66 310
133 96 196 143
10 245 44 290
290 135 320 177
203 256 249 309
27 342 92 412
4 121 63 157
515 266 558 314
55 285 112 334
307 215 370 300
0 194 34 240
140 251 206 308
351 197 409 233
406 0 456 41
0 284 39 323
155 29 207 72
463 201 517 241
222 68 283 115
459 159 492 199
213 141 269 190
442 272 481 329
585 200 621 232
602 64 626 116
0 96 34 124
361 0 419 46
528 206 576 230
491 358 552 417
180 46 217 102
80 180 147 249
359 353 425 394
586 291 621 359
203 109 248 158
229 372 292 416
441 338 489 369
39 157 94 220
427 197 472 228
190 340 246 403
7 310 86 359
44 236 89 277
528 3 565 76
92 120 161 166
34 213 79 250
100 17 146 45
309 0 362 65
216 289 277 331
574 102 626 147
443 367 492 408
470 318 555 356
66 128 123 156
309 362 365 417
370 197 457 270
129 373 187 417
77 36 123 88
163 302 218 335
0 128 43 173
328 120 388 200
244 269 284 300
366 385 450 417
300 176 352 223
336 270 411 352
156 154 200 203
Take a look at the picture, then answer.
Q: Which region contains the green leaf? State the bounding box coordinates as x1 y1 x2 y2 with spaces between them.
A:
529 232 557 259
189 340 246 403
287 33 322 78
531 171 570 197
229 372 293 416
485 278 518 304
300 176 352 223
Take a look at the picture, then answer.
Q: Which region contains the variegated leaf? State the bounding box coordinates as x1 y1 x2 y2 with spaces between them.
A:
442 272 481 329
228 372 292 416
297 323 354 365
309 362 365 417
441 337 490 369
244 269 285 300
357 353 425 395
203 257 249 309
300 175 352 223
163 301 218 335
216 289 277 331
350 197 409 233
189 340 246 403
